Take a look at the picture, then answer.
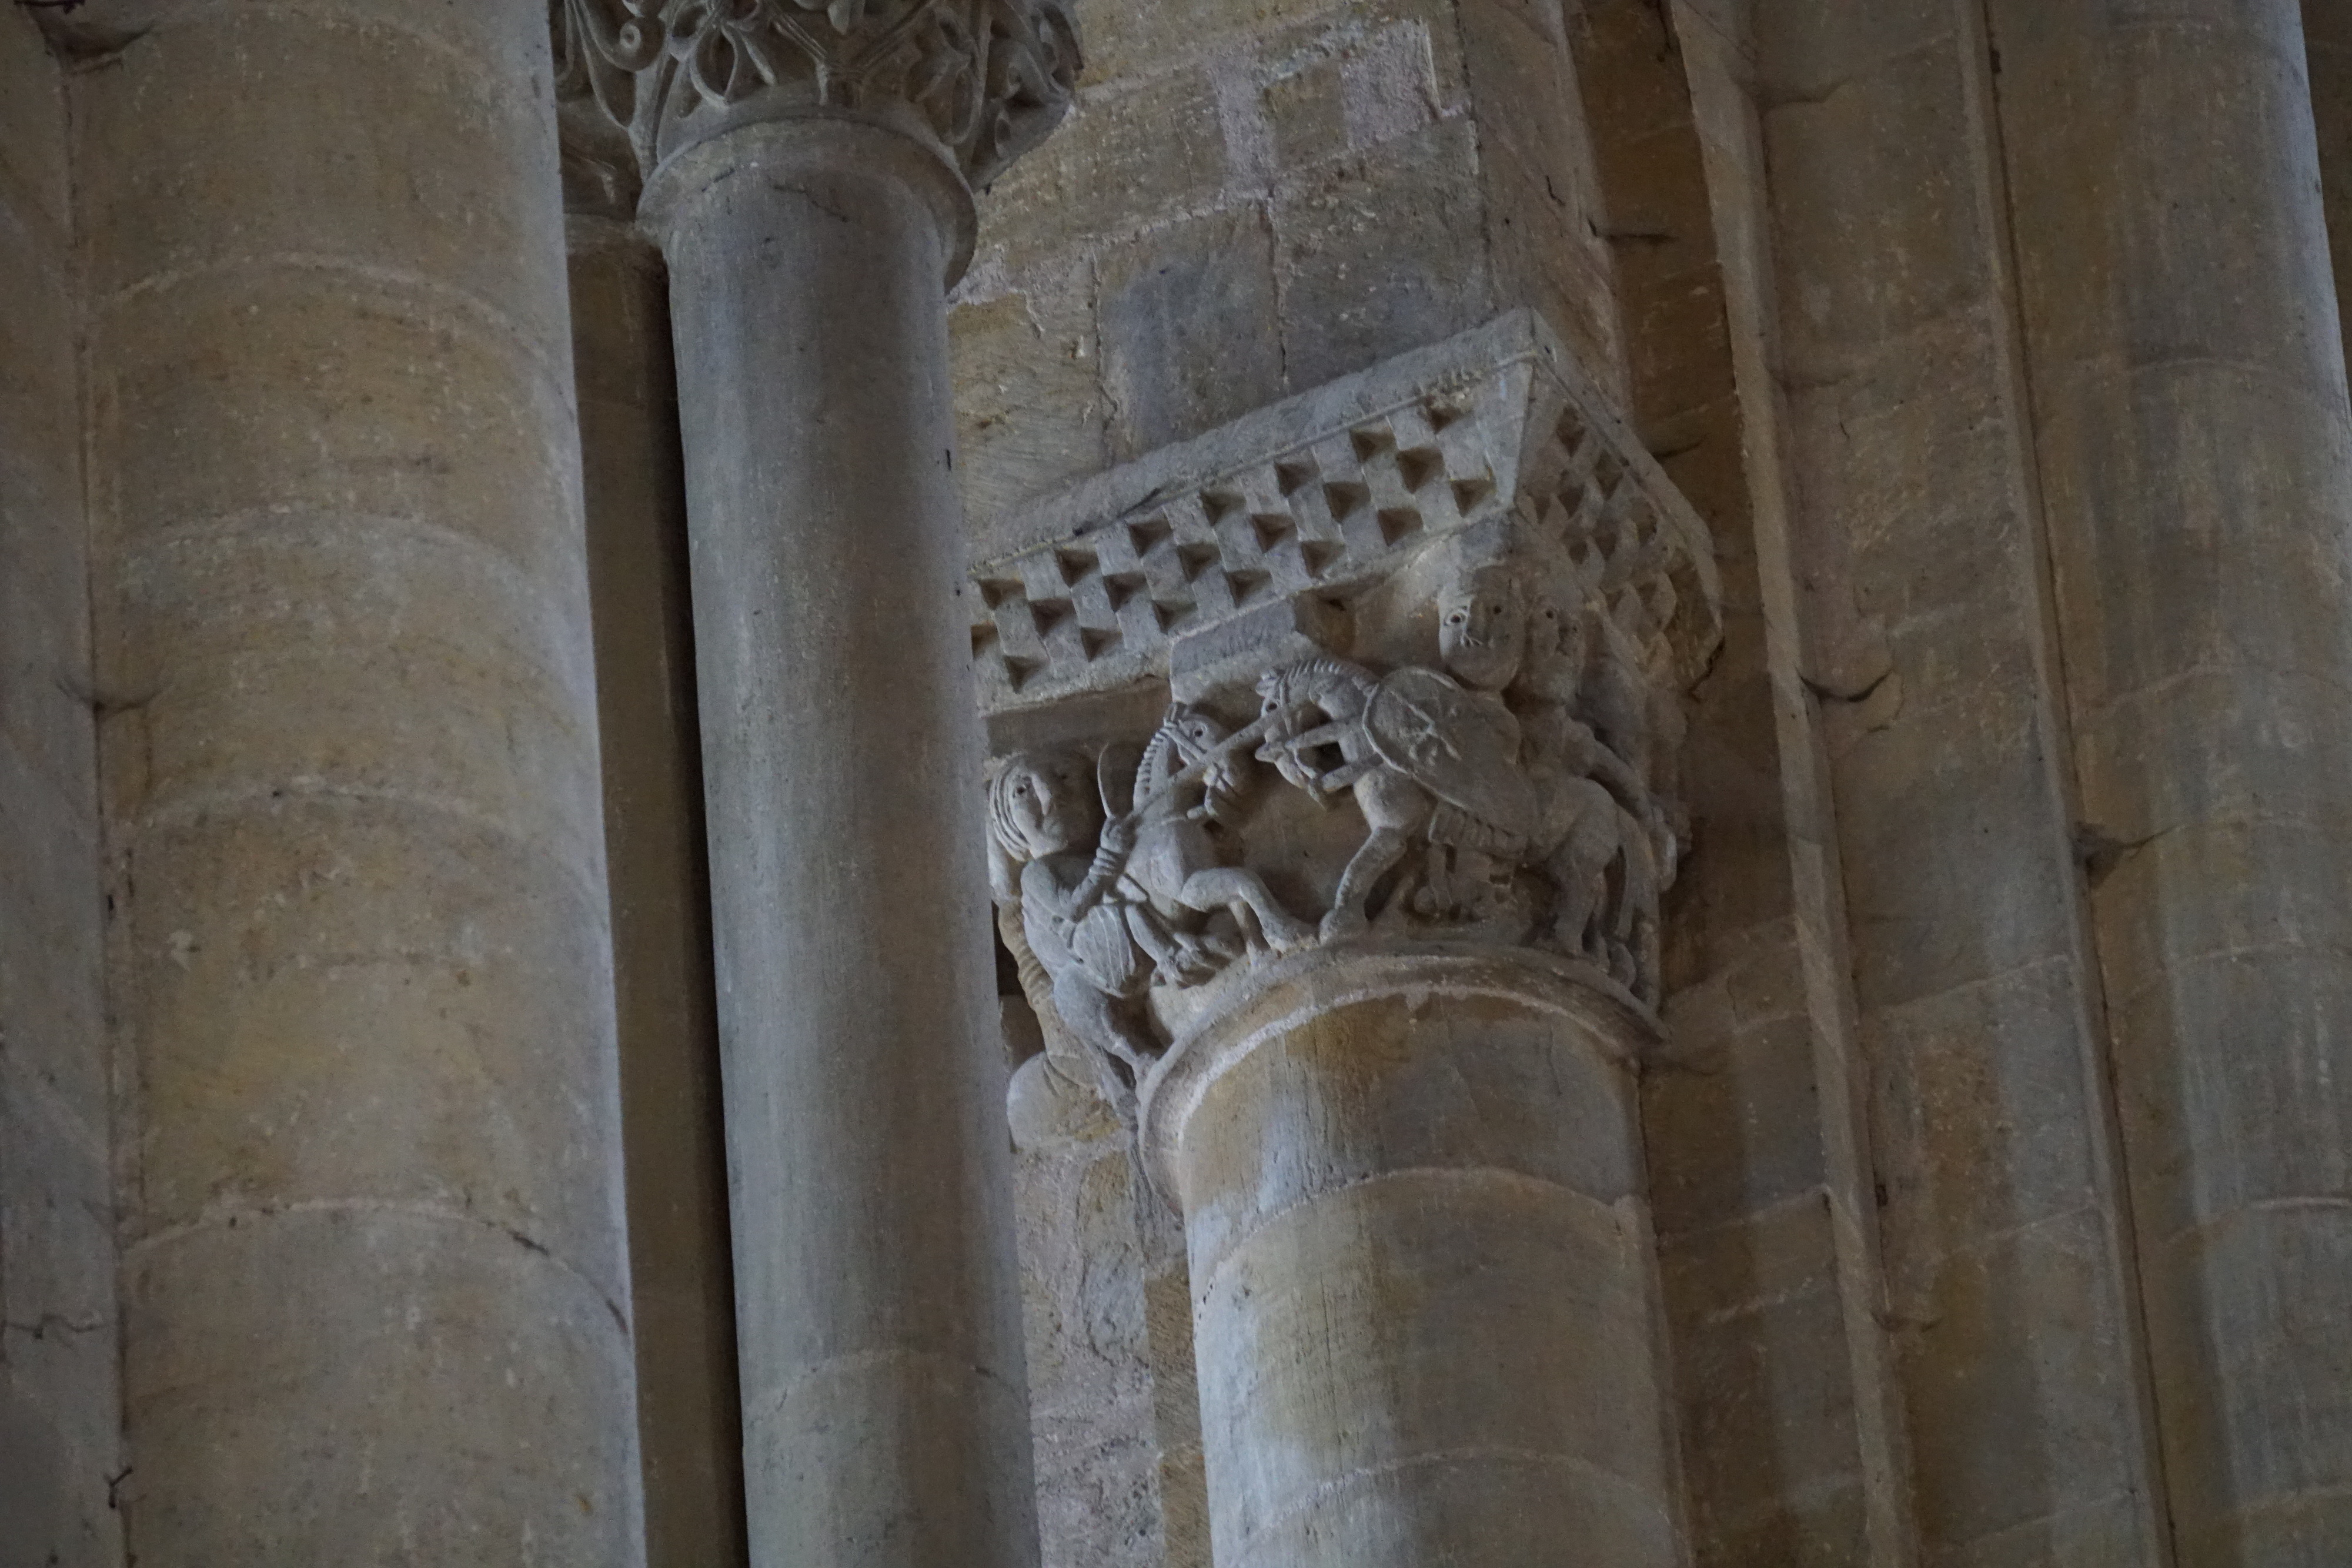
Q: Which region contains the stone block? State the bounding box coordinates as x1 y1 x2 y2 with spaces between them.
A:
93 266 581 587
1831 710 2078 1014
1176 984 1642 1280
2071 666 2352 850
1070 0 1334 88
121 1209 640 1564
2033 362 2352 712
567 231 676 414
100 509 604 871
1098 206 1285 458
1262 52 1350 168
1865 957 2104 1268
974 68 1231 271
1226 1445 1680 1568
0 10 68 242
115 795 625 1295
954 260 1113 551
2103 939 2352 1241
1657 1198 1869 1566
0 1388 121 1568
1012 1134 1171 1568
0 211 77 511
0 731 105 1118
1994 19 2336 390
0 1073 117 1447
1481 129 1625 390
1251 0 1469 126
1455 0 1581 183
1760 35 1989 378
629 1281 747 1568
1273 118 1495 388
1167 591 1345 702
1894 1205 2147 1556
1192 1175 1671 1556
1622 260 1737 424
1779 310 2027 627
1569 1 1700 146
2141 1203 2352 1559
0 472 98 815
1753 0 1952 90
75 4 569 347
1644 1011 1828 1236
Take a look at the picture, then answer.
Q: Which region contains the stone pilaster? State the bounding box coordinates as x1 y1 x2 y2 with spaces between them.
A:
978 312 1716 1566
557 2 1077 1562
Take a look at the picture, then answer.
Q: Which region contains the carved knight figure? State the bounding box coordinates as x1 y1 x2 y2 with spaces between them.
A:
1429 561 1667 998
987 713 1314 1113
1255 657 1536 942
987 749 1164 1114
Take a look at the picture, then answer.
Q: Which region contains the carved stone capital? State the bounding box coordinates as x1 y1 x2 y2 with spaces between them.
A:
978 312 1722 1122
553 0 1078 215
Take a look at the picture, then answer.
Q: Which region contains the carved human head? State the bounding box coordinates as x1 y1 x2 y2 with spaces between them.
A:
1438 560 1525 691
989 750 1101 861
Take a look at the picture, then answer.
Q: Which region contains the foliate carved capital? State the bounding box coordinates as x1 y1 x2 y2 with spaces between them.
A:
979 313 1722 1124
553 0 1078 195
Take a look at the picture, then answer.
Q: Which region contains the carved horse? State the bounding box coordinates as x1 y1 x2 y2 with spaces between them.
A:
1114 704 1316 959
1255 658 1538 941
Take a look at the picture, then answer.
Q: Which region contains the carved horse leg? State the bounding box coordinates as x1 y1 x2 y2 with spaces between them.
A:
1050 967 1155 1116
1543 779 1620 962
1324 824 1412 941
1612 814 1662 1005
1178 867 1317 954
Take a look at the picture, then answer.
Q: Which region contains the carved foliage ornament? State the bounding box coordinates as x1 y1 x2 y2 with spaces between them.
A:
553 0 1078 183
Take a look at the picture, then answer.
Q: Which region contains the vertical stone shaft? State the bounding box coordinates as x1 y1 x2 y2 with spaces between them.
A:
78 1 642 1560
1989 2 2352 1562
651 123 1037 1566
569 206 750 1564
1145 954 1683 1568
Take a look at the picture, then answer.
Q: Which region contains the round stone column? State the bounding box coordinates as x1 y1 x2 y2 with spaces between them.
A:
1141 945 1684 1568
644 116 1035 1566
75 1 642 1559
1987 4 2352 1561
573 4 1078 1557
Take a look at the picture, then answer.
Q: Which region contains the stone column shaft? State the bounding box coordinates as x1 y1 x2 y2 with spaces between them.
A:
567 200 750 1564
1145 951 1683 1568
650 121 1037 1564
72 1 642 1559
1989 3 2352 1562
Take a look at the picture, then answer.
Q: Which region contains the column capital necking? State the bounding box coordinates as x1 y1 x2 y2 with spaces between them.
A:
554 0 1078 200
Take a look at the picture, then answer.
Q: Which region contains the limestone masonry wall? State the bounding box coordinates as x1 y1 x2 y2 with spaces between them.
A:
951 0 1625 557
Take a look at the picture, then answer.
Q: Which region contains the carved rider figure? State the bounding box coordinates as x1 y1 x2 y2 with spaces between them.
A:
988 726 1313 1113
987 750 1164 1113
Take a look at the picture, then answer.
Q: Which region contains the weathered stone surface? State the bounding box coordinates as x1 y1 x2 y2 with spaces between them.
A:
954 0 1625 544
570 215 747 1568
0 13 120 1568
958 262 1113 557
68 4 646 1561
1992 3 2352 1561
1142 949 1682 1568
657 132 1040 1568
968 310 1717 713
1098 208 1285 460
